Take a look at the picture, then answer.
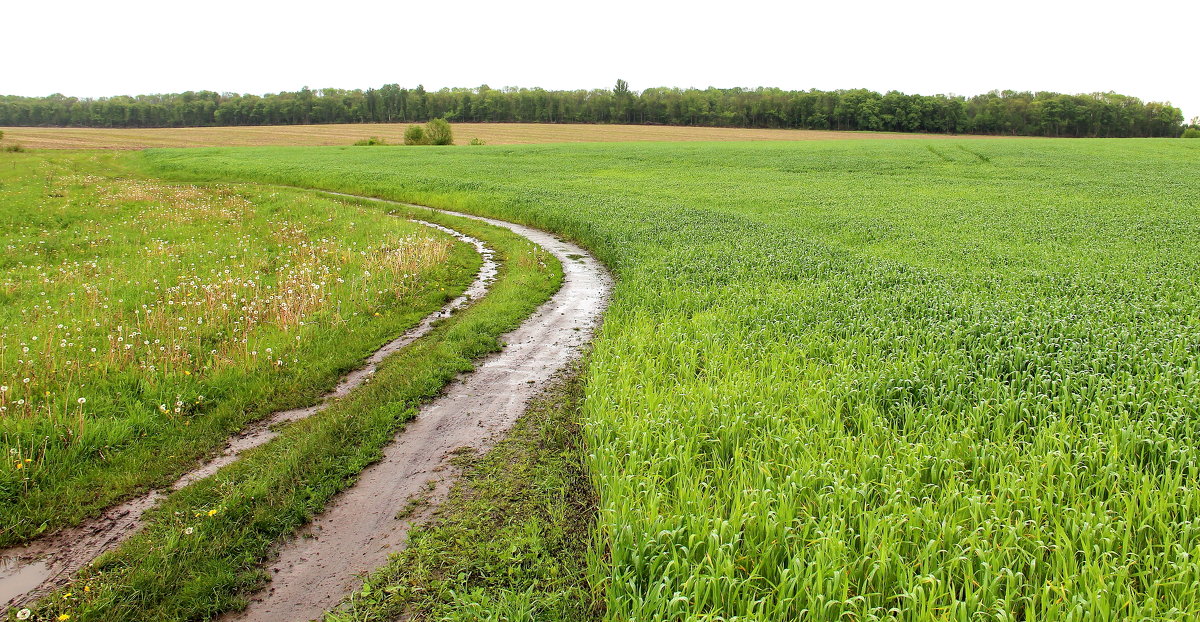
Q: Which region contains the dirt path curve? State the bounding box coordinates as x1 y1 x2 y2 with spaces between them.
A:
0 219 498 610
223 195 611 622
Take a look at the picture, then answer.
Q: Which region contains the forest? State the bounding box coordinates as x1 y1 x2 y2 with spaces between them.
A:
0 82 1188 138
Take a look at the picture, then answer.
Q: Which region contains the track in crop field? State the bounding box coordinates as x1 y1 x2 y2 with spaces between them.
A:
221 194 610 621
0 196 608 619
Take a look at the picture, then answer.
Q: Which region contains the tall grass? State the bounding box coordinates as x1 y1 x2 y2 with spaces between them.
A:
0 151 473 545
16 171 562 622
145 139 1200 620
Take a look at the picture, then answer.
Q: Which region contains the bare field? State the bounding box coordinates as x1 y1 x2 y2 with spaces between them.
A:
0 123 1008 149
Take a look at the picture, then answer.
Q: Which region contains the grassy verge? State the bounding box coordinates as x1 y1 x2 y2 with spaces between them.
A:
328 365 601 622
17 189 562 621
0 151 478 546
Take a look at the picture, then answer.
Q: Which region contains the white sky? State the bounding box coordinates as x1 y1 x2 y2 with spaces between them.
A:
4 0 1197 122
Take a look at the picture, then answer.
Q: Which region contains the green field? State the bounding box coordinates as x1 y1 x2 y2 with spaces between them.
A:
141 139 1200 620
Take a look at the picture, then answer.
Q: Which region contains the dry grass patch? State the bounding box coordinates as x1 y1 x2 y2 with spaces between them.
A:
0 123 1011 150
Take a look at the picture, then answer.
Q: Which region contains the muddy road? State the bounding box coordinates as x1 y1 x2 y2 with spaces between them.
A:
223 195 610 621
1 216 496 608
0 196 610 622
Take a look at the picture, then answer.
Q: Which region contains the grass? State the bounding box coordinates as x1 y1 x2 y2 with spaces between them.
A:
143 138 1200 620
0 151 477 546
329 365 599 622
19 180 562 621
0 123 1012 150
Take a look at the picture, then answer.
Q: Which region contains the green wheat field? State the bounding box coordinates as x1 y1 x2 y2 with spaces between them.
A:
2 136 1198 621
142 139 1200 620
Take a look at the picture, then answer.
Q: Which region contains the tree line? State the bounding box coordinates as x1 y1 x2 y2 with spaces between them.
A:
0 83 1187 138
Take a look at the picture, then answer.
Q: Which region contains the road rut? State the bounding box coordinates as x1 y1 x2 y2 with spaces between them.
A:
224 195 610 621
0 215 497 610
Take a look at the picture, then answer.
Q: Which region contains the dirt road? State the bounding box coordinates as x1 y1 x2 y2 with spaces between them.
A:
0 195 610 622
223 195 610 621
1 215 497 609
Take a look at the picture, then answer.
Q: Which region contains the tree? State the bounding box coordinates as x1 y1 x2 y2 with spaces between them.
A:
614 79 630 98
403 124 427 145
1183 128 1200 138
0 84 1184 138
425 118 453 145
613 79 634 123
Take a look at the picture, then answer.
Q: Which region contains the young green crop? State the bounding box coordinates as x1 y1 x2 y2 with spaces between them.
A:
144 139 1200 620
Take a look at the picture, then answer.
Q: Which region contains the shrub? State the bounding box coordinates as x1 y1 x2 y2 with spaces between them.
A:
469 137 487 146
403 125 427 145
425 118 453 145
1183 128 1200 139
353 137 388 146
4 144 25 153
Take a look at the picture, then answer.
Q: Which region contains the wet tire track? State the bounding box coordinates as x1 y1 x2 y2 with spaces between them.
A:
0 218 498 610
223 194 611 622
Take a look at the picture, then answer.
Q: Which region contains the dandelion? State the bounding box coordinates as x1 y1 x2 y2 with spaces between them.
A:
184 527 194 535
58 615 71 621
78 397 86 404
207 509 218 517
16 609 31 620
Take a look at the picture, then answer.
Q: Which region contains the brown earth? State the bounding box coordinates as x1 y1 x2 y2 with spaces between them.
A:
0 123 1008 150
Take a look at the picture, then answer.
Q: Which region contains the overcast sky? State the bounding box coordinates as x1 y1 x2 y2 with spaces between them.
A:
5 0 1197 122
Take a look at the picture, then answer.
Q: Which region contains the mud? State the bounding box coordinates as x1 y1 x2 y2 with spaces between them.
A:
0 220 497 611
222 196 611 622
